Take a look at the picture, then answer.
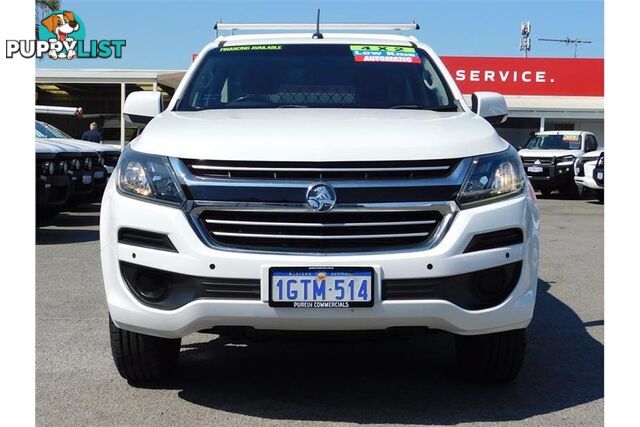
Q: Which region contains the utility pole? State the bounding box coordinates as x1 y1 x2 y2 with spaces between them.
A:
538 37 592 58
520 21 531 57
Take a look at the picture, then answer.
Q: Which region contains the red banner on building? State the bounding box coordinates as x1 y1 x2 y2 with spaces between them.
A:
440 56 603 97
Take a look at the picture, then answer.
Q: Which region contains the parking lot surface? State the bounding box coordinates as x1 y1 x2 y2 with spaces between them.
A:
36 197 604 426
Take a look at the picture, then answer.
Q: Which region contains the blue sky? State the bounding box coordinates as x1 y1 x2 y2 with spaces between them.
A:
37 0 603 70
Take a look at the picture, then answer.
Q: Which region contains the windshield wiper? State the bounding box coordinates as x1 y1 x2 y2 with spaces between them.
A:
389 105 458 111
425 105 459 112
390 105 427 110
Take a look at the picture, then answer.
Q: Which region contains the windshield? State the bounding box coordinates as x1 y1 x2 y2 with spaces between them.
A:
35 121 73 139
176 44 456 111
525 134 582 150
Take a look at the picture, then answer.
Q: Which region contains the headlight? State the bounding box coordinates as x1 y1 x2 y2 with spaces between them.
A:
72 159 81 170
555 155 576 166
42 161 55 176
98 155 105 167
84 157 93 170
457 147 526 208
59 160 68 174
117 148 185 205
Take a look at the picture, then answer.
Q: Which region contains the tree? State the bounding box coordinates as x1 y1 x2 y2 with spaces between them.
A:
36 0 61 25
36 0 61 19
35 0 61 39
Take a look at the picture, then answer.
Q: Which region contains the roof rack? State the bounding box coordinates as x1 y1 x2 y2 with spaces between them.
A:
214 22 420 34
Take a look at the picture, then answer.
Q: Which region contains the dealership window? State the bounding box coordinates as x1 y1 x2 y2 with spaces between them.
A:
495 118 540 148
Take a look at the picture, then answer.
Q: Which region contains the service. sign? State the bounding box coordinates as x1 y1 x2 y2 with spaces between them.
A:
440 57 603 97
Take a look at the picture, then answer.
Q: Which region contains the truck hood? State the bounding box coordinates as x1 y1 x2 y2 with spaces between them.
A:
131 109 508 161
579 149 604 161
518 148 581 158
46 137 120 154
36 139 63 154
36 137 84 153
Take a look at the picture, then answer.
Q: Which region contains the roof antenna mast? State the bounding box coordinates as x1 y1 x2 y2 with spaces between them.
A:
312 9 323 39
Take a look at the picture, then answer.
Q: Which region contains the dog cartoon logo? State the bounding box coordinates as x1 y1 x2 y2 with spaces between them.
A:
39 11 84 59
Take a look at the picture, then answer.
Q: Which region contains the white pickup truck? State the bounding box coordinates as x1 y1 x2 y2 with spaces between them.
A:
519 130 601 197
36 120 121 198
100 23 539 384
574 150 604 202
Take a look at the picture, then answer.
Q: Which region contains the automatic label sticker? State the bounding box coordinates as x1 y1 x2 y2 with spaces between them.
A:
350 45 421 64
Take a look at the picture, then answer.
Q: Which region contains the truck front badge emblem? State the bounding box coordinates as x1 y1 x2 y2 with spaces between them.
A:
306 183 337 212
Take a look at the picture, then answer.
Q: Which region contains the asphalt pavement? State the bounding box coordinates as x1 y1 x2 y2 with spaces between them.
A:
36 196 604 426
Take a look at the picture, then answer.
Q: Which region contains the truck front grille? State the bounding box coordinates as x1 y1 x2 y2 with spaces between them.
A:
520 157 554 165
176 158 466 254
196 208 445 252
181 159 460 180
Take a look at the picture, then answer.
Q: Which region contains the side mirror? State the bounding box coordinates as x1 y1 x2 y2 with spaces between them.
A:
123 91 163 126
471 91 508 125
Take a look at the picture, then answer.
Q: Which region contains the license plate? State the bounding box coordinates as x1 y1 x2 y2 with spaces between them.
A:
597 172 603 180
94 171 105 179
527 166 543 173
82 175 93 185
269 267 374 308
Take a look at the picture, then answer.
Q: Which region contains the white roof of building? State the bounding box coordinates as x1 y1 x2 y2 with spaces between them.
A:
504 96 603 112
36 69 184 84
463 94 603 119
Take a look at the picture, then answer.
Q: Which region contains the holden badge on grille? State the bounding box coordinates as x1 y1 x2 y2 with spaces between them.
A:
306 183 337 212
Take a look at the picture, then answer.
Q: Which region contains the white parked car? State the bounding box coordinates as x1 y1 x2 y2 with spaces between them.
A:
36 120 120 198
519 130 601 197
574 150 604 202
101 25 540 384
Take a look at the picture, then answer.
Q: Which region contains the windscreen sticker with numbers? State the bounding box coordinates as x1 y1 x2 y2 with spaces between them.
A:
350 45 421 64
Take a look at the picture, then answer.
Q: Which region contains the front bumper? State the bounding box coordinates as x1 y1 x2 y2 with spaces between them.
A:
523 163 574 190
574 176 603 191
36 174 70 207
68 170 95 197
92 167 109 195
101 180 539 338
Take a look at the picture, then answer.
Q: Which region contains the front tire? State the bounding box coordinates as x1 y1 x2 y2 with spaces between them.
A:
455 328 527 383
109 315 181 384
